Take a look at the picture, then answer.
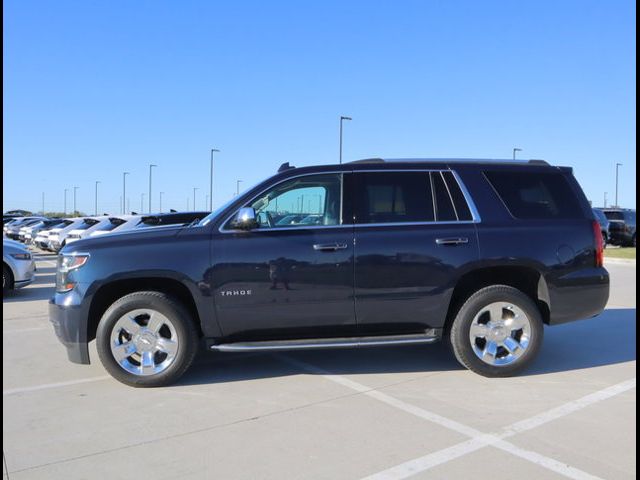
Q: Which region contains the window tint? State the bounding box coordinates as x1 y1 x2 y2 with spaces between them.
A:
242 174 342 229
442 171 473 221
355 172 434 224
485 171 583 219
431 172 457 221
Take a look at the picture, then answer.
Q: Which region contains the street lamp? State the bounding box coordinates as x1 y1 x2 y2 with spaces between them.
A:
160 192 165 213
73 186 79 215
64 188 68 215
210 149 220 211
339 116 352 164
193 188 199 210
95 181 101 215
615 163 623 207
149 164 157 213
122 172 130 214
512 148 522 160
236 180 242 196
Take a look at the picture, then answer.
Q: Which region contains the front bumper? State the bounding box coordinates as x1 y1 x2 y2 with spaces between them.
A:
49 290 91 364
548 267 610 325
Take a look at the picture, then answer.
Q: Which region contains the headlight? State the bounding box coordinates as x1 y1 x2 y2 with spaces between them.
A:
56 254 90 293
10 253 32 260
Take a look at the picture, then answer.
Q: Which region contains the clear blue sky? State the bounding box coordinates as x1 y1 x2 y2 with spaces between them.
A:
3 0 636 214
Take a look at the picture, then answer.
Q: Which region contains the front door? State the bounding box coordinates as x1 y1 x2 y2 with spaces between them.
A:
210 173 355 340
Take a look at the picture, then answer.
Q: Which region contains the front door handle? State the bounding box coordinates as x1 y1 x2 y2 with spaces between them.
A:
435 237 469 246
313 243 348 251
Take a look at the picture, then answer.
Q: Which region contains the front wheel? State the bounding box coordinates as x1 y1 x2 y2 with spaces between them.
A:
96 291 199 387
449 285 544 377
3 264 13 293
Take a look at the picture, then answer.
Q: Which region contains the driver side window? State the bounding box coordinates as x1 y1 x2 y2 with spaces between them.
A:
249 174 342 229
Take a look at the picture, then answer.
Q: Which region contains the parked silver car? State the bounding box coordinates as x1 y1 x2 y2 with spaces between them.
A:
3 239 36 293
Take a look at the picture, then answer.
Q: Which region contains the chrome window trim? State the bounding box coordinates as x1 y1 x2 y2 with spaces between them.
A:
218 168 480 234
439 171 460 221
429 173 437 221
451 170 482 222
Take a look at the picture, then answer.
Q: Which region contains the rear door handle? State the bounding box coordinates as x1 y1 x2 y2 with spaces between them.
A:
313 243 348 251
435 237 469 246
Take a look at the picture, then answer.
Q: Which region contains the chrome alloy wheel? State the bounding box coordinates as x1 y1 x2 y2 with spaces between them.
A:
110 309 179 376
469 302 532 366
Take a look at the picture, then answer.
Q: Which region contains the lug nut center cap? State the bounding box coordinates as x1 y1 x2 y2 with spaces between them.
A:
134 331 157 351
489 325 508 342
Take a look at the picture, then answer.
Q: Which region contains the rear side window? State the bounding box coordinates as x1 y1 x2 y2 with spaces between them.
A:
355 172 434 224
485 171 583 219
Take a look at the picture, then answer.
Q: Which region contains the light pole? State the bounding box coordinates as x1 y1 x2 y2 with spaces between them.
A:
141 193 145 213
339 116 352 164
73 187 79 215
193 188 198 210
95 181 101 215
210 149 219 211
149 164 157 213
236 180 242 196
64 189 68 215
512 148 522 160
160 192 165 213
615 163 623 207
122 172 130 214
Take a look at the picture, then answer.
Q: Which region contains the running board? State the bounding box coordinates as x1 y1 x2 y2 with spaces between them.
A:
209 331 441 352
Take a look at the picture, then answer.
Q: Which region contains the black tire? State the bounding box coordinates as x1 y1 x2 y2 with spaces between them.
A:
602 232 607 249
96 291 199 387
3 263 14 293
449 285 544 377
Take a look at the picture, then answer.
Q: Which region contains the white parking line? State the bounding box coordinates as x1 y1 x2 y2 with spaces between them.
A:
278 355 634 480
3 376 111 396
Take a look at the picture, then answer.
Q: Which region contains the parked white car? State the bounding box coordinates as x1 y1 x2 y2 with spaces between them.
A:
64 217 113 245
47 218 87 252
88 215 139 238
34 220 74 250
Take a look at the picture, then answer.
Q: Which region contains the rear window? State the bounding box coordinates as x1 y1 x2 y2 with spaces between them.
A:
485 171 583 219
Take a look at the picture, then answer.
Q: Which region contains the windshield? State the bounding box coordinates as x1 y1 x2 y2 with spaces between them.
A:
198 196 242 227
603 211 625 221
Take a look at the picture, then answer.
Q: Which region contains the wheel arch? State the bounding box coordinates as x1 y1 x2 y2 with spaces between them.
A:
445 264 551 334
87 276 204 343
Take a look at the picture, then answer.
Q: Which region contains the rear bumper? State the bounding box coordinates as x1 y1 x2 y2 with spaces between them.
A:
548 267 610 325
49 291 91 364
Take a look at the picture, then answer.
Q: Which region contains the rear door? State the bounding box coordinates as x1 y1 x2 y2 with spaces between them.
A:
353 170 480 334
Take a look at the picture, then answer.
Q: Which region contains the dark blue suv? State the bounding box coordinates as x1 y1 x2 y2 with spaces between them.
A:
50 159 610 387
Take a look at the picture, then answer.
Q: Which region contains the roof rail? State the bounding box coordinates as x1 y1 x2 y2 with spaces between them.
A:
278 162 295 173
348 158 385 164
528 159 549 165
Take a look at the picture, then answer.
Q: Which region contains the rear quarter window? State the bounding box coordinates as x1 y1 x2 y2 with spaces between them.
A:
484 171 583 220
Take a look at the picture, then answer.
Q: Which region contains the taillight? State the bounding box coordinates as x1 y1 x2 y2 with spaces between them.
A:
592 220 604 267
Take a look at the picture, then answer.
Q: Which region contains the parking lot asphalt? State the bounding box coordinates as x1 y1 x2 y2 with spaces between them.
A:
2 255 636 480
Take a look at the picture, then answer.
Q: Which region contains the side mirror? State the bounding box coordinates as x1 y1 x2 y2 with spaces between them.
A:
231 207 258 230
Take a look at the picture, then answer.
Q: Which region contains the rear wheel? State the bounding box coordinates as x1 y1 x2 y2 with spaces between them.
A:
96 291 199 387
449 285 544 377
